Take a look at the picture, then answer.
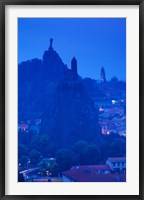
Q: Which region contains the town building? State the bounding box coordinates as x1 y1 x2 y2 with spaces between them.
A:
18 123 29 132
62 164 126 182
37 157 56 167
106 157 126 172
62 157 126 182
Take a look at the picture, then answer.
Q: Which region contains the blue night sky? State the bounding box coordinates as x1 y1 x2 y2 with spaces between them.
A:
18 18 126 81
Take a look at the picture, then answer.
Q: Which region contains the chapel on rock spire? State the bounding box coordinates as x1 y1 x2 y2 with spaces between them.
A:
71 57 77 79
100 67 106 83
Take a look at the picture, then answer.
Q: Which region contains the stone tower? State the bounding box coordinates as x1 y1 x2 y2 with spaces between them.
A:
71 57 77 79
100 67 106 83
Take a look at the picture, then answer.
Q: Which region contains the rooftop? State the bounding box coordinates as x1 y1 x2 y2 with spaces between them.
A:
70 165 111 171
62 165 126 182
107 157 126 163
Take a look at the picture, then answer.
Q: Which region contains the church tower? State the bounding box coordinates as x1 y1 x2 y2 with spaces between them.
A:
100 67 106 83
71 57 77 78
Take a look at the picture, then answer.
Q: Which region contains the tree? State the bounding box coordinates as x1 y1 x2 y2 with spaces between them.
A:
72 140 88 165
40 134 49 145
18 144 29 160
56 149 73 172
30 149 41 165
71 141 101 165
30 134 42 151
72 140 88 154
44 142 59 157
99 135 126 162
19 155 28 166
85 144 101 165
18 172 25 182
108 138 126 157
48 163 58 177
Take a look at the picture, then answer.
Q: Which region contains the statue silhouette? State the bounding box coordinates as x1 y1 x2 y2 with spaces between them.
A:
49 38 53 50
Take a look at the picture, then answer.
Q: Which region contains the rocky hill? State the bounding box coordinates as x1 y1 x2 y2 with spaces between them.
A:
18 39 67 120
18 38 102 149
41 78 101 148
18 38 102 127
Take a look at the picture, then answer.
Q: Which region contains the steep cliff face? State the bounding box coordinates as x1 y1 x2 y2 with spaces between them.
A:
41 79 101 148
42 47 67 81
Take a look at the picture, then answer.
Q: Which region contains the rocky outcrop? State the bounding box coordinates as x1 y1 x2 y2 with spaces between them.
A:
18 39 67 120
41 78 101 148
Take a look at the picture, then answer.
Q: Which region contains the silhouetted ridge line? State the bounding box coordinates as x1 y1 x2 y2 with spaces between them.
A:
18 38 100 123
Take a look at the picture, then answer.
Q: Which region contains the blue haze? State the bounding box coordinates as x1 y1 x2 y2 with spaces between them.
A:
18 18 126 81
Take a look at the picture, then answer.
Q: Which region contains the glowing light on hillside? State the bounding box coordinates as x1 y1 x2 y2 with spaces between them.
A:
111 100 116 104
99 107 105 112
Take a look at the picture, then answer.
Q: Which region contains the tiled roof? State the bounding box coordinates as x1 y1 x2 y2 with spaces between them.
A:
62 166 126 182
107 157 126 162
71 165 111 171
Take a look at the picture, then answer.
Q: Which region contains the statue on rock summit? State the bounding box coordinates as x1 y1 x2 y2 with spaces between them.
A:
49 38 53 50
